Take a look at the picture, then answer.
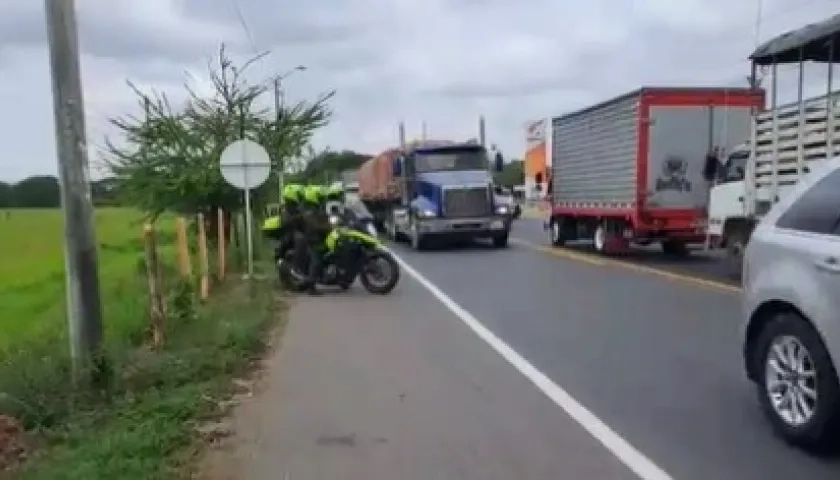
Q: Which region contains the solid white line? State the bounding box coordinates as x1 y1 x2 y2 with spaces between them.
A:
388 250 674 480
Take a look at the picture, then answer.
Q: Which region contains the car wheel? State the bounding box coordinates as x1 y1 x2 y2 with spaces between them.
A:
754 311 840 452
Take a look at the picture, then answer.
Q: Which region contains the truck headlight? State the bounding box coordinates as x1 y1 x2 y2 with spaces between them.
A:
417 209 436 218
495 205 509 215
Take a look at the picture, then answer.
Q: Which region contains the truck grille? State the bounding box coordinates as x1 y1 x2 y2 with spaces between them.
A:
443 187 491 217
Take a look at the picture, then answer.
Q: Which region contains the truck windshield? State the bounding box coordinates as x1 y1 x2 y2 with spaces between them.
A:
414 150 486 173
720 151 748 183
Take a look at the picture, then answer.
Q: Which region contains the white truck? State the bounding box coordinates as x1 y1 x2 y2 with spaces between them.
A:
706 17 840 272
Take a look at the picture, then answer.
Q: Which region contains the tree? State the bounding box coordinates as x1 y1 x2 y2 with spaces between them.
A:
296 149 370 183
0 181 12 208
104 45 333 220
11 176 60 208
494 159 524 187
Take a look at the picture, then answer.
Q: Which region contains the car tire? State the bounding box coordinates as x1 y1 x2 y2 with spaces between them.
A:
753 311 840 453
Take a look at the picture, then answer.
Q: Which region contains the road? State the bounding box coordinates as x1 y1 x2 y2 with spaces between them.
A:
209 218 840 479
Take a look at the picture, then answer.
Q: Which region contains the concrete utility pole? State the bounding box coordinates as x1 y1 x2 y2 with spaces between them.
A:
44 0 104 379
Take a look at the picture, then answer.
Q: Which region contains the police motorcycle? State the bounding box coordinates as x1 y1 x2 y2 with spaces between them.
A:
274 200 400 295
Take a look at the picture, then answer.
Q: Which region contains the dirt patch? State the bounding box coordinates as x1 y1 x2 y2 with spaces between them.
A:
0 415 28 473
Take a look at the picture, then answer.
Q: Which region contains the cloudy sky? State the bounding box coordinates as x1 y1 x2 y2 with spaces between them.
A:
0 0 839 181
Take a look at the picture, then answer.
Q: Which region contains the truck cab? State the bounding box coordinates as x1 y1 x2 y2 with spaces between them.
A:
390 143 509 249
707 144 752 258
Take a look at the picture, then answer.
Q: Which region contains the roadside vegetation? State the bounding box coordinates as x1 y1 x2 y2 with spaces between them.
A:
0 45 331 478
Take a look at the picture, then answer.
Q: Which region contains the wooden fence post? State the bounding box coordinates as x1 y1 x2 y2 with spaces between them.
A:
197 212 210 300
217 207 226 280
143 223 166 348
175 217 192 279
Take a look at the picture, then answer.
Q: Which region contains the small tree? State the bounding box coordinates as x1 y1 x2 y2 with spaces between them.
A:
104 45 333 221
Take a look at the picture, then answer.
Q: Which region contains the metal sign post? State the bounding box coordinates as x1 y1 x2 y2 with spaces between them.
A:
219 139 271 278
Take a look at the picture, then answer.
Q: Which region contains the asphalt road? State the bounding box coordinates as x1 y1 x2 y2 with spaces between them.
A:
209 281 636 479
512 217 740 285
383 219 840 479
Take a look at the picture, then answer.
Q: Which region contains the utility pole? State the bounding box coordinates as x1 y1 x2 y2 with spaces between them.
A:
44 0 104 381
274 77 284 204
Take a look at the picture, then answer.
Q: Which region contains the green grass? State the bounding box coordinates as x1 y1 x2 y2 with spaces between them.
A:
0 208 282 479
0 208 180 350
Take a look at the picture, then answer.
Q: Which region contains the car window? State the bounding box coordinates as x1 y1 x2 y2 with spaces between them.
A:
775 167 840 235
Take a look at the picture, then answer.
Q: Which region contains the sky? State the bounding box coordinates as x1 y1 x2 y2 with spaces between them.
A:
1 0 839 181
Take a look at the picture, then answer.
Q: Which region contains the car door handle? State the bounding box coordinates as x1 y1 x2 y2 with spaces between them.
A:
815 257 840 273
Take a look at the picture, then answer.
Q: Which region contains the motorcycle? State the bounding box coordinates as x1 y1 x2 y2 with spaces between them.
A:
278 211 400 295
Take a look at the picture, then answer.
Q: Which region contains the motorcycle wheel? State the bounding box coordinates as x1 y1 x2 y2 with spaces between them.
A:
278 253 307 293
359 251 400 294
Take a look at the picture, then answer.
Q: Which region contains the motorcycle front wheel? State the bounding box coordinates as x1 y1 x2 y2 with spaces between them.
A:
359 251 400 294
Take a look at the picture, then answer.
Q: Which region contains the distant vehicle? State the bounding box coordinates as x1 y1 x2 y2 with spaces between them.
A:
741 156 840 452
543 86 762 256
493 185 521 219
358 117 509 250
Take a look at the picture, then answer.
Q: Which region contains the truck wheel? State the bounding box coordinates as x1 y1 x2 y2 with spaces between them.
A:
410 224 427 251
725 229 747 277
550 218 565 246
662 240 689 256
593 223 608 254
492 233 509 248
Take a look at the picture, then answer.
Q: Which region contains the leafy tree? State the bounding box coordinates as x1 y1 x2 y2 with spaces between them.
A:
104 45 333 220
296 149 370 184
493 159 524 187
0 181 12 208
11 176 60 208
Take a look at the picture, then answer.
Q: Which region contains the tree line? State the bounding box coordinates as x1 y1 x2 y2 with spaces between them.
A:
0 176 120 208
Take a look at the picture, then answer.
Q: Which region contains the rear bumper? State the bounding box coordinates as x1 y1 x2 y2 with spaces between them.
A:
415 216 510 237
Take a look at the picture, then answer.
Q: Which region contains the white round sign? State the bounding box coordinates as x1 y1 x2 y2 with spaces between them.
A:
219 139 271 189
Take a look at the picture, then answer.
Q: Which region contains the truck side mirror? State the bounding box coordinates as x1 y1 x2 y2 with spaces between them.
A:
393 157 403 176
494 152 504 172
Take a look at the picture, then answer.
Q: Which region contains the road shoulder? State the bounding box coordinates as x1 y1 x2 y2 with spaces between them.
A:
201 284 637 480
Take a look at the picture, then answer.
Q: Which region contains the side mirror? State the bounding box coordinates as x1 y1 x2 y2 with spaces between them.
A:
392 157 403 176
494 152 504 172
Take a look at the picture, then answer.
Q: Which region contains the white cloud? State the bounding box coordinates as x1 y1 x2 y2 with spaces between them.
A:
1 0 839 180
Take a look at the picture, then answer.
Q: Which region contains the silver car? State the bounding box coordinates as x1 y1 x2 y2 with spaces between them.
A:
741 157 840 452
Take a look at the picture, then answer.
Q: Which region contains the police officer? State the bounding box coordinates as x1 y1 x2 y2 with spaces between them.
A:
298 185 331 295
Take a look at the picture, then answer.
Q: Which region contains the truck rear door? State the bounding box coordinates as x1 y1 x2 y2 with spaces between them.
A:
646 105 752 211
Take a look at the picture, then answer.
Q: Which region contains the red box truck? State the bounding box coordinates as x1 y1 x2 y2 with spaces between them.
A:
545 86 765 256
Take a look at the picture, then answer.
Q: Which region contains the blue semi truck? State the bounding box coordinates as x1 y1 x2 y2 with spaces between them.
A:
358 118 510 250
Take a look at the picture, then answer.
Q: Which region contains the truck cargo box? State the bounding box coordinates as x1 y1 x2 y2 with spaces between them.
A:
550 87 764 223
358 149 400 201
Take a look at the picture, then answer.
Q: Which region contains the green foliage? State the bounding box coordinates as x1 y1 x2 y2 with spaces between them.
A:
104 45 333 219
493 159 524 187
295 148 370 184
0 177 119 208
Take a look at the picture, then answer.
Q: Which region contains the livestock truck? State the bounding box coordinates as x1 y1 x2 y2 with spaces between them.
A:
707 14 839 272
544 86 764 255
358 118 508 250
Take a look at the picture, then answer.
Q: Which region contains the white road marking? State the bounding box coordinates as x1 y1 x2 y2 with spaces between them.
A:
388 249 674 480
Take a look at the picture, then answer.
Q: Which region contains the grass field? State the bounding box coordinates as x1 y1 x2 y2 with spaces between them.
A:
0 208 179 352
0 207 281 479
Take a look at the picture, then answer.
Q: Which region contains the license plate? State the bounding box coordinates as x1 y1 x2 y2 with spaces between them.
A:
491 220 504 229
